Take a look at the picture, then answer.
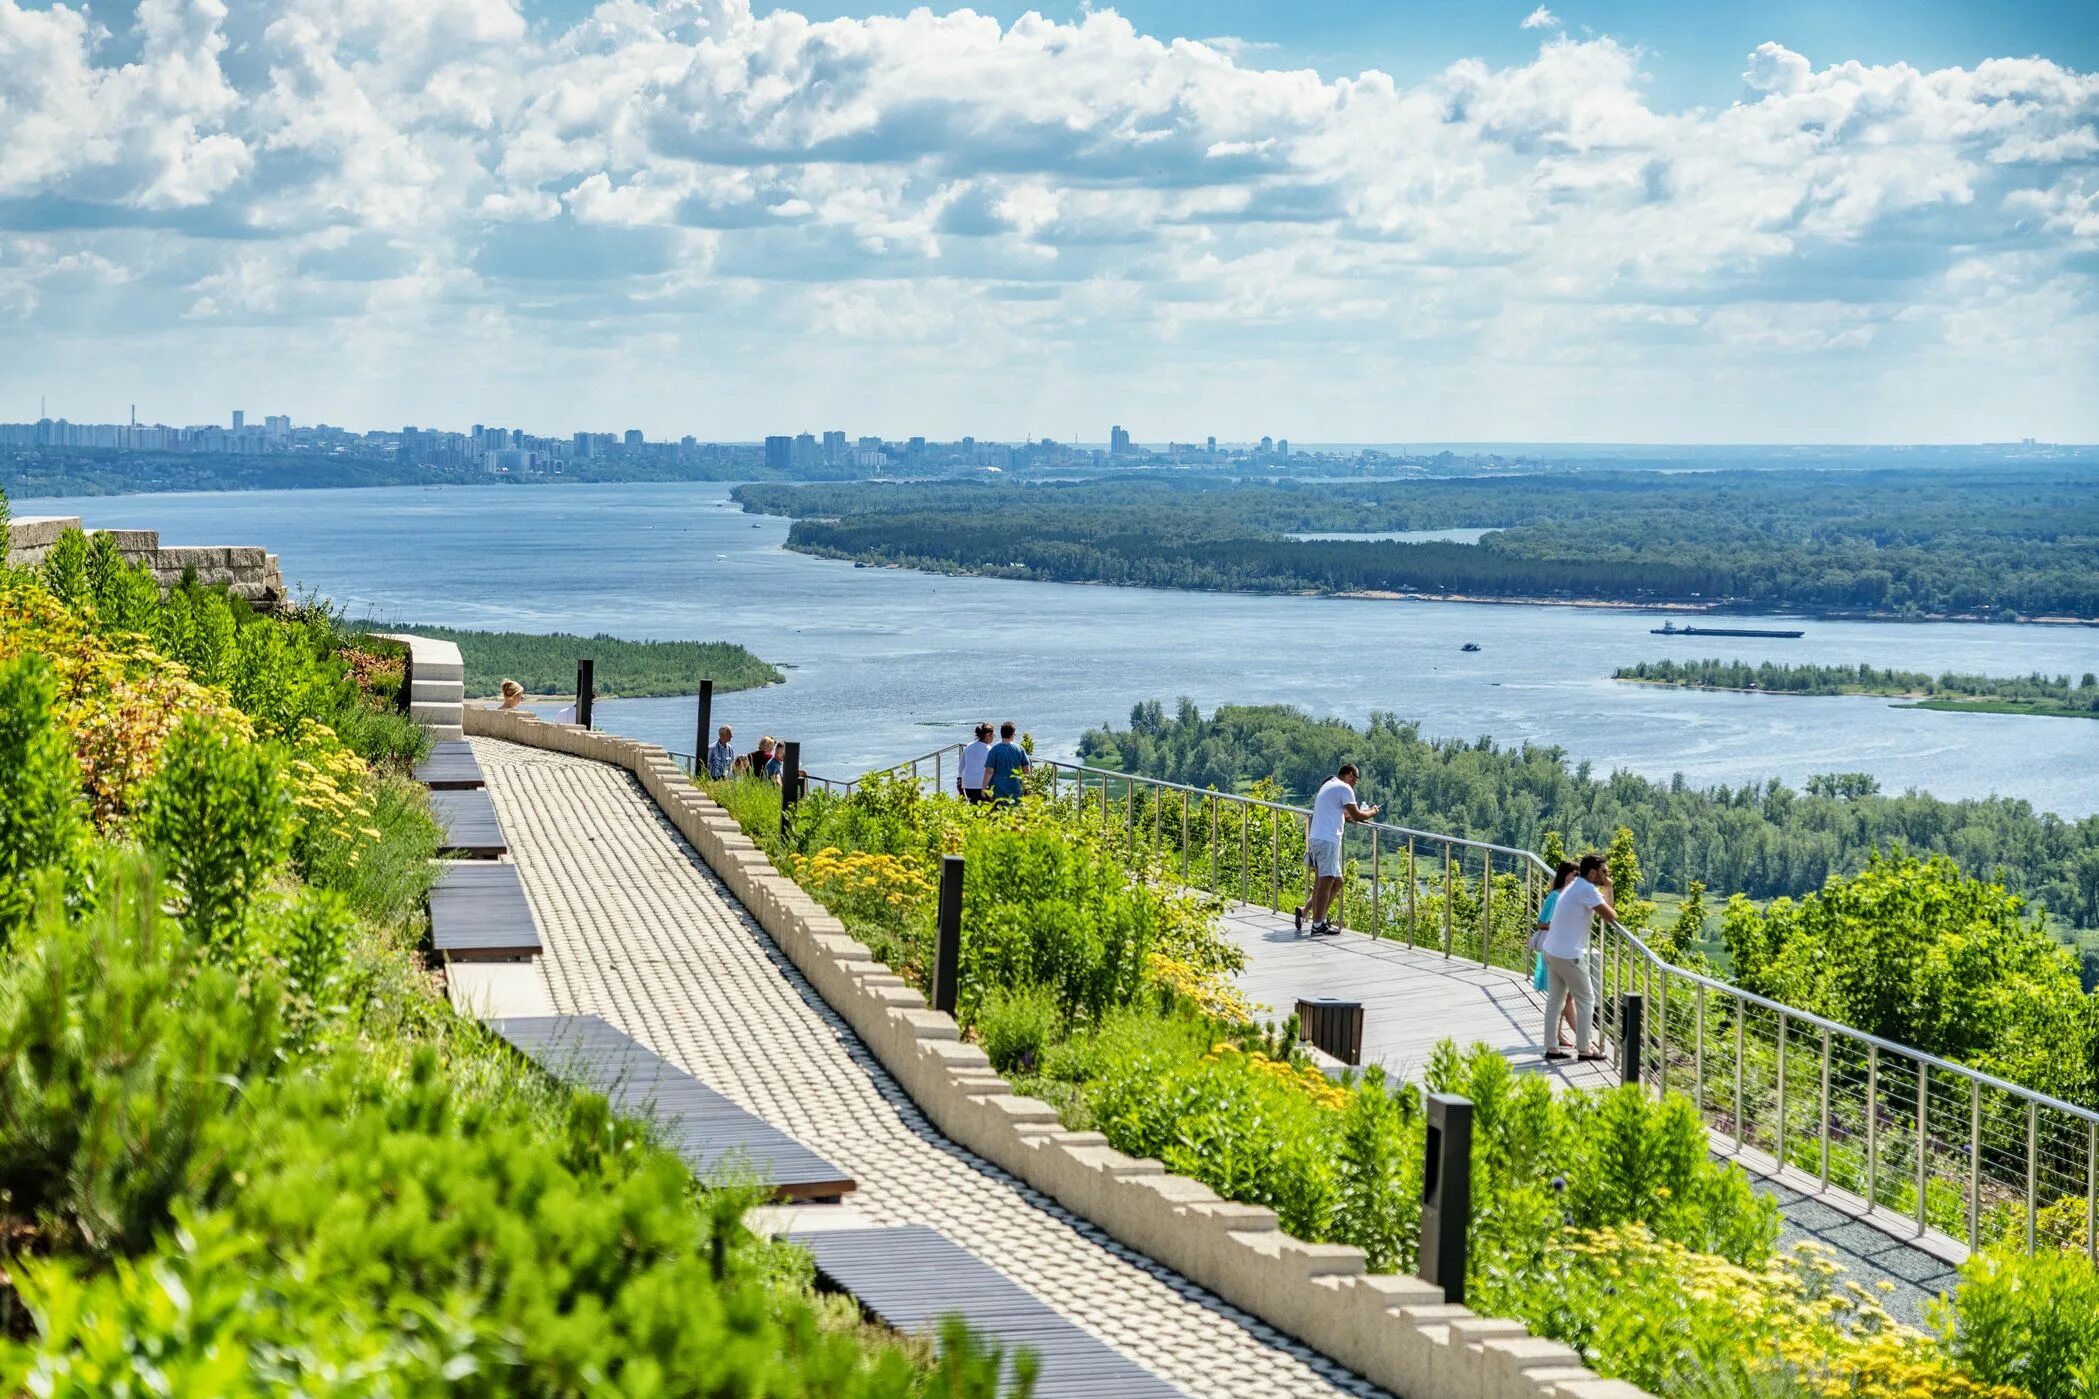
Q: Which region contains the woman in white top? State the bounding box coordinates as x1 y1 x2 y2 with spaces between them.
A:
957 723 993 804
1540 853 1616 1061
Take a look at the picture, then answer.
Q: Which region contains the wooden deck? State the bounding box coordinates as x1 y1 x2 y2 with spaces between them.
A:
798 1225 1187 1398
429 861 542 961
414 739 486 790
1221 904 1615 1092
429 787 507 858
492 1014 857 1202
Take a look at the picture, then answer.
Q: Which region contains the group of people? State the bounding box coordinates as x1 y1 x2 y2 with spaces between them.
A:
1288 760 1617 1061
704 725 785 782
955 722 1031 805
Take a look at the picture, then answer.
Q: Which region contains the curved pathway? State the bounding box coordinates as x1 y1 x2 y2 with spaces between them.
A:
474 739 1389 1399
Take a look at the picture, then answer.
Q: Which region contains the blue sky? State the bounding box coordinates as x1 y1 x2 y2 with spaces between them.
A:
4 0 2097 441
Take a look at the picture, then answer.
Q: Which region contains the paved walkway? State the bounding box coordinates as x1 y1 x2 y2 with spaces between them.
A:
1221 903 1962 1327
474 739 1389 1399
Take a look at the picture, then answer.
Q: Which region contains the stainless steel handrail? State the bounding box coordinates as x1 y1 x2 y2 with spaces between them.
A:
723 739 2099 1258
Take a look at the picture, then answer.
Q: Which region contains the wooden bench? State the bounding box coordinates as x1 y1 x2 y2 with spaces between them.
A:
798 1225 1187 1397
415 739 486 791
492 1015 856 1203
429 861 541 961
430 787 507 858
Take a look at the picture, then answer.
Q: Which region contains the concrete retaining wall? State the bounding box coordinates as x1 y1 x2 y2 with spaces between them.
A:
5 515 286 607
462 704 1650 1399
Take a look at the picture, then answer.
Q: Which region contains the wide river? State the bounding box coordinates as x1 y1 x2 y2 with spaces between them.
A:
20 481 2099 817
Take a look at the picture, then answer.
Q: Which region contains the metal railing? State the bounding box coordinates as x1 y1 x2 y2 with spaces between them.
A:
692 739 2099 1259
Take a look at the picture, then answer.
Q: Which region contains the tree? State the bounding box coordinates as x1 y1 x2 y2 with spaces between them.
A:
0 655 89 945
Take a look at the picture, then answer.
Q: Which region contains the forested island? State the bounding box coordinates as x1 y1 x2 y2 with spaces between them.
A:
1077 700 2099 959
359 625 781 699
1616 659 2099 718
738 467 2099 620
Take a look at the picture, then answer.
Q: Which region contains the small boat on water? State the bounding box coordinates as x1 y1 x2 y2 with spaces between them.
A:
1460 642 1481 652
1652 620 1804 639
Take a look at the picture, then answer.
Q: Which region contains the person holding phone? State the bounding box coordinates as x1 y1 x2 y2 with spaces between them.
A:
1540 853 1616 1061
1294 762 1378 937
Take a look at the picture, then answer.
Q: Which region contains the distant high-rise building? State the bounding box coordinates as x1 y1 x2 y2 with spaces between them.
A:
231 410 245 431
623 429 644 448
1206 436 1216 453
573 431 593 458
764 435 793 472
1110 424 1131 456
907 436 926 455
1259 435 1274 454
822 430 848 462
1278 438 1289 457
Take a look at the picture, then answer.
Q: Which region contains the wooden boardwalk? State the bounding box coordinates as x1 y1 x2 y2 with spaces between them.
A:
1221 904 1614 1092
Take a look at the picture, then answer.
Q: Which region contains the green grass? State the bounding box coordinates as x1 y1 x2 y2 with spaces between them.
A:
363 625 782 699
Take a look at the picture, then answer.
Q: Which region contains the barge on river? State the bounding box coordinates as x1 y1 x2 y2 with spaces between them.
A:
1651 621 1805 639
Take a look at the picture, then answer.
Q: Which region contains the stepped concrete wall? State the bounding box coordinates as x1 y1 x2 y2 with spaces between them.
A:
5 515 286 607
462 702 1652 1399
378 632 464 742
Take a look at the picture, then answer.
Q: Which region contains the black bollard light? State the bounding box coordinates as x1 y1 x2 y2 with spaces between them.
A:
1420 1093 1473 1303
576 658 595 730
695 678 714 777
933 854 964 1016
1620 992 1646 1088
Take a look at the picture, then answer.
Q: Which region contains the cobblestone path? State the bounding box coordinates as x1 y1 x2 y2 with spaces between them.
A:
475 739 1388 1399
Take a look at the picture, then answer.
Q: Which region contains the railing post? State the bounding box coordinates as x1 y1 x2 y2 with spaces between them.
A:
1270 814 1280 910
932 854 964 1016
1420 1094 1473 1304
1968 1080 1982 1246
1180 789 1190 882
1866 1045 1880 1210
1619 992 1644 1088
1916 1064 1931 1233
576 657 595 729
1734 1002 1746 1151
1776 1013 1789 1173
1442 845 1454 958
778 740 802 840
1657 966 1670 1095
1406 838 1416 947
1240 803 1250 905
2087 1120 2096 1264
1479 849 1492 967
695 677 714 774
1819 1029 1832 1187
1694 983 1706 1116
1370 828 1381 935
2027 1101 2039 1255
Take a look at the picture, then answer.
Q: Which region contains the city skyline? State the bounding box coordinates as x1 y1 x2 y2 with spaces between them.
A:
4 1 2097 442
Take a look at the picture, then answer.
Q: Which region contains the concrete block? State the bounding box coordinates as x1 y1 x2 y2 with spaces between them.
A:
1481 1337 1591 1399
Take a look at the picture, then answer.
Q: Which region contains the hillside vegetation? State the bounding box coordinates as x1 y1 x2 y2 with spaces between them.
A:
738 469 2099 619
370 623 782 697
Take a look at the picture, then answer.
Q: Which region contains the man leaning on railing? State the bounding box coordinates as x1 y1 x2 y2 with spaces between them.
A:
1538 853 1614 1063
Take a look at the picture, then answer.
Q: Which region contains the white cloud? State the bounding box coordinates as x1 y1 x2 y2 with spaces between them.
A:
2 0 2096 439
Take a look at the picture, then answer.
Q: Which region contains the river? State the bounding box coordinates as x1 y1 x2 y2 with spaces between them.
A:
17 481 2098 817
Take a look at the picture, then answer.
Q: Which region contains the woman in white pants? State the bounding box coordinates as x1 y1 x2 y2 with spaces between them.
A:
1540 853 1617 1062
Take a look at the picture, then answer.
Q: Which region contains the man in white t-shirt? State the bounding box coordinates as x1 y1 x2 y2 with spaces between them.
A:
1541 853 1616 1061
957 723 993 804
1294 763 1378 937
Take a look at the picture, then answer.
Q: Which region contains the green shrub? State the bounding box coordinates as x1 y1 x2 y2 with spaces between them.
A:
0 654 88 946
973 985 1060 1073
294 772 440 926
959 820 1155 1026
38 528 90 611
1938 1246 2099 1399
0 859 282 1257
137 717 295 955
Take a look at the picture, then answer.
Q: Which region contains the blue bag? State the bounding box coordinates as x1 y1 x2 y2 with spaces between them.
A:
1533 954 1550 992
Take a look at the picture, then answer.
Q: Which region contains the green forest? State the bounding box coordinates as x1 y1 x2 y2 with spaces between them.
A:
1076 701 2099 953
737 468 2099 619
1618 659 2099 717
369 624 781 698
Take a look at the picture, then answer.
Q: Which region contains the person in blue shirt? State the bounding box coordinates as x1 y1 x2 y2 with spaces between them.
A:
986 721 1030 805
706 725 736 781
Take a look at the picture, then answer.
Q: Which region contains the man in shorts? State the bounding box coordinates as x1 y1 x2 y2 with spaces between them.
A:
1295 762 1378 936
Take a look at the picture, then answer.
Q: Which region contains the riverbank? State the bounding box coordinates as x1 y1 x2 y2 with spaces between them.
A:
355 624 782 700
1618 678 2099 720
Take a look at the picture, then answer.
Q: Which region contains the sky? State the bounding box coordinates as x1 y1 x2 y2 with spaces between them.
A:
3 0 2097 443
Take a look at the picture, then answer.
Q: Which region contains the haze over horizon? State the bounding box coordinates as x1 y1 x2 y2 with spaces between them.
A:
6 0 2097 443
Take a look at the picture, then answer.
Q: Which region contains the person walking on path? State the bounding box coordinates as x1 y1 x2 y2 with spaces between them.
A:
1540 853 1616 1062
958 723 994 804
1530 861 1580 1050
986 722 1030 805
706 725 736 780
1294 763 1377 936
497 678 527 710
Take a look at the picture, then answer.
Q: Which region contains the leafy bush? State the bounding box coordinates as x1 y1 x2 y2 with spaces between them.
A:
137 717 296 955
972 985 1060 1074
1938 1246 2099 1399
0 654 88 946
0 860 282 1257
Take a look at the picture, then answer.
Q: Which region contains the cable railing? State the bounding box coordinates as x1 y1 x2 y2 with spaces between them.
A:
677 738 2099 1261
